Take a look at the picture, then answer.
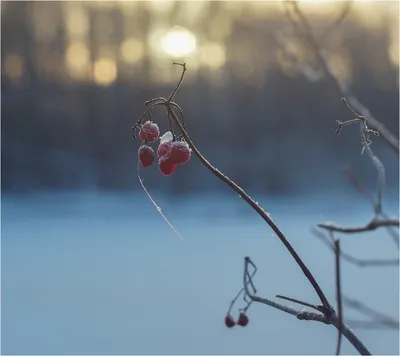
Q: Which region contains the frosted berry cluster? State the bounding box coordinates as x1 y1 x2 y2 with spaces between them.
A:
138 121 191 175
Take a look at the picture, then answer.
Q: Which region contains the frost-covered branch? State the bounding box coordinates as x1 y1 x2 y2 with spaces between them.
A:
283 0 399 155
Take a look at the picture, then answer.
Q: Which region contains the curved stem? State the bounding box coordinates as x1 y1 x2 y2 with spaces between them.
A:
167 106 331 311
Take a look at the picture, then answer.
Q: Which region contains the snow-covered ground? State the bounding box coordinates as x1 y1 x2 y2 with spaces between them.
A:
1 190 398 354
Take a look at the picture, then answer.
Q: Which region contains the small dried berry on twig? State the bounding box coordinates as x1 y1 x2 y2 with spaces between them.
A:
237 312 249 327
225 314 236 328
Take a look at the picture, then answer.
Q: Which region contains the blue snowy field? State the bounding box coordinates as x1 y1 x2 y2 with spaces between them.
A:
1 189 398 355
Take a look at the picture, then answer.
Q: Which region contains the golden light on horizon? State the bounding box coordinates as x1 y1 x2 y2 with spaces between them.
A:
296 0 332 4
93 58 117 86
120 38 144 64
66 42 90 80
200 43 226 70
160 26 197 58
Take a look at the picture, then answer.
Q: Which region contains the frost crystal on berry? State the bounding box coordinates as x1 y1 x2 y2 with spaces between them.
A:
160 131 173 144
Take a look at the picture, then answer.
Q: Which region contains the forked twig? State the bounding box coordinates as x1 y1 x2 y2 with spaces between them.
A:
227 258 257 315
243 257 371 355
284 0 399 155
318 98 399 233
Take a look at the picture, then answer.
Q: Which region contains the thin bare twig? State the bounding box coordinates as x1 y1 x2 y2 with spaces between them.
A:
343 295 400 330
243 257 371 355
278 1 353 83
346 319 400 330
318 97 400 233
167 62 187 102
317 218 399 234
312 228 399 267
284 1 398 241
333 237 343 356
227 259 257 315
285 0 399 155
273 33 323 82
342 166 400 247
338 98 384 216
275 294 321 312
319 1 353 41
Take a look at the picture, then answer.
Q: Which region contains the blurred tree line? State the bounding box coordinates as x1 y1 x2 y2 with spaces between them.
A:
1 1 398 195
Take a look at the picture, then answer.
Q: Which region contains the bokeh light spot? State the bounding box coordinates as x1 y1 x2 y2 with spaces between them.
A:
66 42 90 79
93 58 117 86
160 26 196 58
120 38 144 64
200 43 226 70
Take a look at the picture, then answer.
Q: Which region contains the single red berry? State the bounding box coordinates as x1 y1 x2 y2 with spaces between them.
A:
224 314 236 328
139 120 160 143
138 145 155 168
157 141 173 159
169 140 191 165
237 312 249 327
159 157 177 176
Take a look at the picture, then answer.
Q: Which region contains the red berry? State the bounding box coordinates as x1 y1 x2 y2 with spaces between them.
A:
159 157 177 176
224 314 236 328
139 121 160 143
138 145 155 168
157 141 173 158
169 140 191 165
237 312 249 327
